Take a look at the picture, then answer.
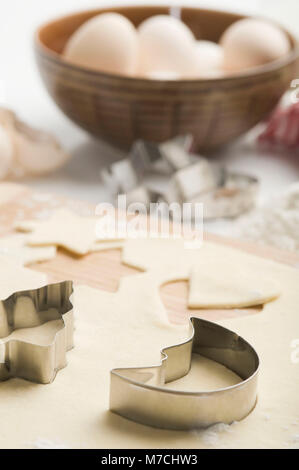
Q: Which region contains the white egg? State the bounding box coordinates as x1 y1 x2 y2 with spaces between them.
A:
144 70 181 80
138 15 198 78
220 18 290 72
197 69 225 79
195 40 224 77
63 13 139 75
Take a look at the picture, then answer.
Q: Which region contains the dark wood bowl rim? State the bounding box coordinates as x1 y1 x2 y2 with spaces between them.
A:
34 4 299 84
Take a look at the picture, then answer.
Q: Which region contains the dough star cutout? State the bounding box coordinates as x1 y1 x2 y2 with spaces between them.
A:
0 233 56 266
15 208 113 255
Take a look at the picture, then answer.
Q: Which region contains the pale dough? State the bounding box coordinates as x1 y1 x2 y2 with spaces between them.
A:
0 233 56 266
0 183 28 206
3 319 63 345
0 240 298 448
91 240 124 252
188 254 280 308
164 355 242 391
14 208 99 255
0 254 47 300
15 208 123 256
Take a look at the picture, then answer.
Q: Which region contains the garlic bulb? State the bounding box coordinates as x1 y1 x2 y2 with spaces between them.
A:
12 119 69 175
0 107 69 179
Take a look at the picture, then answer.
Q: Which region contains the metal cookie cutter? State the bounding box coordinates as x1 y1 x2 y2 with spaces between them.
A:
0 281 74 384
191 172 259 219
110 317 259 430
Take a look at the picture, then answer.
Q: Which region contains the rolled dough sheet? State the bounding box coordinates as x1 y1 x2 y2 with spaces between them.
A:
0 233 56 266
123 239 281 308
0 241 298 449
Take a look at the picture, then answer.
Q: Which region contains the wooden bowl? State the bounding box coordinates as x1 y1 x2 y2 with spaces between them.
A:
35 5 299 152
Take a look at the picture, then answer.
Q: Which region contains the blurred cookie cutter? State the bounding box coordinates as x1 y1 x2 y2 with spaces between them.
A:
0 280 74 384
195 172 259 219
110 317 259 430
130 135 193 177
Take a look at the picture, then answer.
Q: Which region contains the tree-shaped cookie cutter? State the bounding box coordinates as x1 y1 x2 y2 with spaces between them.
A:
110 317 259 430
0 281 74 384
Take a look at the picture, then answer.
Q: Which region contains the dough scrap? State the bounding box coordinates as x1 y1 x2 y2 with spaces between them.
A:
0 233 56 266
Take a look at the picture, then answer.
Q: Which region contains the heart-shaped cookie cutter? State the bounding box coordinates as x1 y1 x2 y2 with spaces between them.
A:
110 317 259 430
0 280 74 384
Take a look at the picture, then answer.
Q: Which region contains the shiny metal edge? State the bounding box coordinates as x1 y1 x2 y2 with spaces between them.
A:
110 317 259 430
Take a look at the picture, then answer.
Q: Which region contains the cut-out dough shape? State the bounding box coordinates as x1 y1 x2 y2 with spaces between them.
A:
122 238 280 308
189 264 279 309
14 208 121 255
0 254 48 299
0 233 56 266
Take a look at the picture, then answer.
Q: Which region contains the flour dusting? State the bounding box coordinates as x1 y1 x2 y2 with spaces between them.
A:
191 422 235 447
234 182 299 252
32 437 71 449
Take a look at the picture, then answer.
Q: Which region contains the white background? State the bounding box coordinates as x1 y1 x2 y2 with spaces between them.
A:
1 0 299 230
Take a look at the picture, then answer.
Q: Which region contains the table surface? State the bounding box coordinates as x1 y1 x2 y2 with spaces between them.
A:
1 0 299 235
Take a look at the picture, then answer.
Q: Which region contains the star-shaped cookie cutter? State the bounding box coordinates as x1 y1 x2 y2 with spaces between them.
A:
110 317 259 430
0 280 74 384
